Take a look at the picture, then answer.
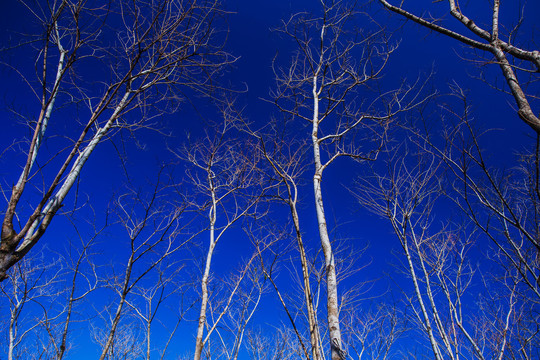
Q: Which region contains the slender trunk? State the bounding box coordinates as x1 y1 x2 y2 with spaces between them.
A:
194 173 217 360
57 268 76 360
408 220 454 358
146 315 152 360
8 308 17 360
98 296 128 360
231 287 262 360
313 174 343 360
290 199 322 360
259 137 322 359
99 252 134 360
312 75 343 360
393 220 443 360
263 266 311 360
193 240 215 360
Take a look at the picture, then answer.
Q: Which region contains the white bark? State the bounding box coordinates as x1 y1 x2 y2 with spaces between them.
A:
379 0 540 133
312 73 343 360
402 221 446 360
1 0 231 279
15 49 66 193
184 128 266 360
8 303 18 360
193 172 217 360
258 136 322 360
18 91 131 255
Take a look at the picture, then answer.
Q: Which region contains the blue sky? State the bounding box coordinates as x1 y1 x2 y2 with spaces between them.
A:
1 0 539 359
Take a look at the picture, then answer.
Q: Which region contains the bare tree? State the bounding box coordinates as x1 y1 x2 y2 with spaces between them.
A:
0 172 196 360
246 326 304 360
356 147 459 359
123 262 190 360
0 206 112 360
0 0 232 280
46 211 103 360
406 86 540 305
371 0 540 353
270 1 424 358
95 173 190 360
0 252 62 360
0 259 58 360
174 112 272 360
248 125 323 360
355 119 538 359
92 318 145 360
201 260 269 360
341 303 406 360
247 216 321 360
378 0 540 134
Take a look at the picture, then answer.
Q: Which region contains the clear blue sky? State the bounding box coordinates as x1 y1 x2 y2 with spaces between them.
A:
0 0 538 359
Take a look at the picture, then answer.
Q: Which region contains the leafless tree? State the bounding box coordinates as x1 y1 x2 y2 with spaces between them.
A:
247 217 321 360
46 211 103 360
357 148 471 359
341 303 406 360
355 116 539 359
270 1 425 358
95 173 190 360
246 326 304 360
0 206 109 360
378 0 540 134
123 262 190 360
0 172 197 360
174 111 273 360
0 254 62 360
407 85 540 305
92 318 145 360
200 260 269 360
0 0 232 280
246 193 392 360
246 124 323 360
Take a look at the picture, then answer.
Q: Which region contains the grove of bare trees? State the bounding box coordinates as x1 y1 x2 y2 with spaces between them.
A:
0 0 538 359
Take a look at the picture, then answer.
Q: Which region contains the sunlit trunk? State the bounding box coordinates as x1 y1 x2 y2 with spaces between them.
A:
290 198 322 360
194 173 217 360
312 75 343 360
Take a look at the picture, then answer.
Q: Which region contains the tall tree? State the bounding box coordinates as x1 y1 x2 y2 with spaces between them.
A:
355 87 540 359
256 132 323 360
96 173 189 360
175 113 271 360
270 1 424 358
0 0 232 280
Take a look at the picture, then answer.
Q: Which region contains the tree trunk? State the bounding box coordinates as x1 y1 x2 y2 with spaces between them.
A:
290 198 322 360
312 76 344 360
193 173 217 360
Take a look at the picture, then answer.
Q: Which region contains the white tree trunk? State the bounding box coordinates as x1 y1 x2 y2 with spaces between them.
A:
289 191 322 360
312 75 344 360
193 174 217 360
